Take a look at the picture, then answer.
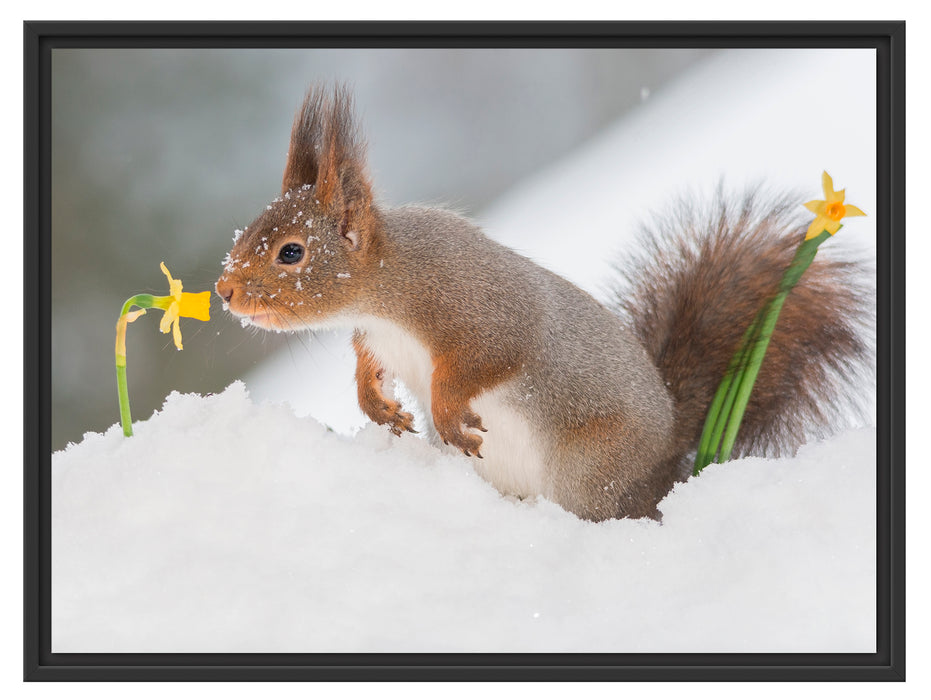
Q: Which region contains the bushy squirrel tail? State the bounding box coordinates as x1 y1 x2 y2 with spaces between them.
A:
612 187 874 467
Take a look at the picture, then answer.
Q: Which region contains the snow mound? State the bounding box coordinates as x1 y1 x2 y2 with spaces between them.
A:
52 382 875 653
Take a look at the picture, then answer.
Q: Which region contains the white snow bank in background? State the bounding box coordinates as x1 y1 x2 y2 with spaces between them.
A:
482 48 876 296
53 383 875 653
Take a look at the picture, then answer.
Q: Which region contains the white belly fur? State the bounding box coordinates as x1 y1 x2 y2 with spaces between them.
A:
353 315 547 499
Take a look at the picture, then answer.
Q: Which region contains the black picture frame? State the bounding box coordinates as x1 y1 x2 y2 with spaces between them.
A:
24 20 905 682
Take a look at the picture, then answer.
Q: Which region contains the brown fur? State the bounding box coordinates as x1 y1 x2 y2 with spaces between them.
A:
552 413 676 520
613 188 873 466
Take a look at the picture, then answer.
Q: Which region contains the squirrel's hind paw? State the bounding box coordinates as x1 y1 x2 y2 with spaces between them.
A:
437 413 485 458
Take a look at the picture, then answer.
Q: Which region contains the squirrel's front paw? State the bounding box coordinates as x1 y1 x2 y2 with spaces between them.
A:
436 409 486 458
371 400 417 437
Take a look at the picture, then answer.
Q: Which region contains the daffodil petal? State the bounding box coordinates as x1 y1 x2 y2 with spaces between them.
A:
159 302 179 334
844 204 867 217
806 214 845 239
821 171 847 203
806 217 828 239
803 199 826 215
172 318 183 350
160 262 183 300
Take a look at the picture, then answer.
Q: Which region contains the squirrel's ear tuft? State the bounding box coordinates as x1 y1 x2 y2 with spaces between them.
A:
281 86 326 194
282 85 376 243
282 85 373 208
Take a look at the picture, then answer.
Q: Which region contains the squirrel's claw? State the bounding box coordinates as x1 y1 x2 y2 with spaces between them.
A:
462 409 486 433
386 410 415 436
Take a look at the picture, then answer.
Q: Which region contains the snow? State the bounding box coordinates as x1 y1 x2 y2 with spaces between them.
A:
51 48 878 653
53 382 875 653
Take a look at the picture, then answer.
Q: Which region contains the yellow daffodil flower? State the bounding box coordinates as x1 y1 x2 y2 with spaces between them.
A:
115 262 213 436
803 171 866 239
156 262 212 350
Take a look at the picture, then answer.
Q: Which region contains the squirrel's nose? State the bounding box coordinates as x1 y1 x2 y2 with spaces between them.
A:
215 279 234 304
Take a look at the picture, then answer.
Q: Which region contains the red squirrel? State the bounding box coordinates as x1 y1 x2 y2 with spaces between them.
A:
216 85 870 522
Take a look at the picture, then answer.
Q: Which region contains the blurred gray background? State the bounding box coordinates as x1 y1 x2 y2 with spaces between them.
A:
51 48 714 451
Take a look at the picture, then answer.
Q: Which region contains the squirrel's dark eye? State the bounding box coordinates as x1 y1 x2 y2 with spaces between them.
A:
277 243 304 265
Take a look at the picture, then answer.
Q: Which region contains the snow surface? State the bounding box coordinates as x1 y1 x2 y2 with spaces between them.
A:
51 48 878 653
53 382 875 653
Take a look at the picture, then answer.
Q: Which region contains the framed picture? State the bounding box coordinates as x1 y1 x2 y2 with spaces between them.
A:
25 21 904 681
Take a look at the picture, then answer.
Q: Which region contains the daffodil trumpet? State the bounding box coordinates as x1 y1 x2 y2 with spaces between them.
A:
115 263 211 437
693 172 864 475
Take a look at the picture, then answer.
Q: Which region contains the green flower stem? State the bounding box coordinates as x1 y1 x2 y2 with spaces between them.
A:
118 294 157 320
115 293 157 437
115 361 133 437
693 308 765 474
693 228 833 474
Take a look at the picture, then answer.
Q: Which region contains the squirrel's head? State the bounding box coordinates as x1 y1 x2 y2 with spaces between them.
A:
216 85 380 332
